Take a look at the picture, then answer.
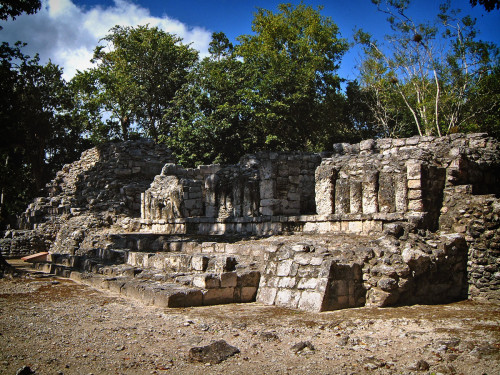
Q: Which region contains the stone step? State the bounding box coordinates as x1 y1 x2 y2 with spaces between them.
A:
126 252 238 274
29 261 260 308
105 233 271 260
108 233 243 252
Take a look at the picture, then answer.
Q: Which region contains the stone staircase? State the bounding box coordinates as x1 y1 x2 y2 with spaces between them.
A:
30 234 261 308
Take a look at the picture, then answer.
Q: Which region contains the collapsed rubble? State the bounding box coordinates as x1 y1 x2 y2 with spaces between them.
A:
1 133 499 310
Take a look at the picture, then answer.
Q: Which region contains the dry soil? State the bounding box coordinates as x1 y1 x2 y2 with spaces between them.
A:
0 267 499 375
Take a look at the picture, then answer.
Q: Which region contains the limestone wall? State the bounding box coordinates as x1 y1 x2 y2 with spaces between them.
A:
440 185 500 301
141 152 322 225
256 232 469 311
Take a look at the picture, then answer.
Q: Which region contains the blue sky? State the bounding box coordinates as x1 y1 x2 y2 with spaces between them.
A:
1 0 499 80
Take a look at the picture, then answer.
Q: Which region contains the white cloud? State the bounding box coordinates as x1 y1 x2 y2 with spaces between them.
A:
0 0 211 80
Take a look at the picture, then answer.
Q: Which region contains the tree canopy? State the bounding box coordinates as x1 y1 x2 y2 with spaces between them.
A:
236 3 348 150
165 3 349 166
0 0 41 27
0 42 89 226
72 25 198 142
355 0 499 137
470 0 500 12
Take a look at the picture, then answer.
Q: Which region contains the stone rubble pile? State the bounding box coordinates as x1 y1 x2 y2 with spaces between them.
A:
1 140 174 258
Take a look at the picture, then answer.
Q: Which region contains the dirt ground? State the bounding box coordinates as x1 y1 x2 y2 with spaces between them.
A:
0 267 499 375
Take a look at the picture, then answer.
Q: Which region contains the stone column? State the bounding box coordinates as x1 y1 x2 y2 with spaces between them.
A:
315 165 337 215
406 161 424 212
394 174 408 212
362 172 379 214
378 173 395 213
349 181 362 214
335 179 350 215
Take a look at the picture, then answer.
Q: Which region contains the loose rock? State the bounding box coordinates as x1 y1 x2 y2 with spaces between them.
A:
188 340 240 364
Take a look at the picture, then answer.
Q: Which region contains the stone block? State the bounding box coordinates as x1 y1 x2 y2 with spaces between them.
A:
303 222 318 232
191 255 209 271
278 277 297 288
202 288 235 305
297 291 324 312
393 138 406 146
407 189 422 199
363 220 383 233
260 206 274 216
360 139 375 151
366 288 399 307
107 279 126 294
193 274 220 289
237 271 261 287
220 272 238 288
277 259 293 276
201 242 216 253
297 277 319 289
407 179 421 189
406 161 423 179
378 277 398 291
408 199 424 211
289 262 299 277
155 289 203 308
329 221 341 232
310 257 323 266
239 286 258 302
260 180 275 199
294 253 311 265
121 282 155 305
275 289 300 309
69 271 83 282
348 221 363 233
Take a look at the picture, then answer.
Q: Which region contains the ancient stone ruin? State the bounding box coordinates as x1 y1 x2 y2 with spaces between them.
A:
1 133 499 311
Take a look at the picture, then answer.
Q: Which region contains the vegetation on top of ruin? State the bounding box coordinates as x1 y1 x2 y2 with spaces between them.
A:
0 0 499 228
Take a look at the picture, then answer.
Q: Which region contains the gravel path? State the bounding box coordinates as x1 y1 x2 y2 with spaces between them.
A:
1 274 499 375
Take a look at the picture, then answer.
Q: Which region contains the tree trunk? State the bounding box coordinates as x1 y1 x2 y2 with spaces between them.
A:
121 116 130 141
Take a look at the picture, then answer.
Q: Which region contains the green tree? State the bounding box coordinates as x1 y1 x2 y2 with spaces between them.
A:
71 62 137 142
463 66 500 138
470 0 500 12
165 32 254 166
0 42 88 227
73 25 198 142
356 0 499 137
236 2 348 150
0 0 41 29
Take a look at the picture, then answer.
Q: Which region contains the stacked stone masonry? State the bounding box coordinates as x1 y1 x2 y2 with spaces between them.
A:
2 133 499 310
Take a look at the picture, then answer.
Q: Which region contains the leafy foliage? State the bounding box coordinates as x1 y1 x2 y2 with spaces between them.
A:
0 42 89 227
236 3 348 150
0 0 41 28
355 0 499 137
165 32 254 166
470 0 500 12
72 25 198 141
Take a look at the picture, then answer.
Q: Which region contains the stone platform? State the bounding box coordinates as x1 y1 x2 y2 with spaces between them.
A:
4 133 500 311
29 231 469 311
